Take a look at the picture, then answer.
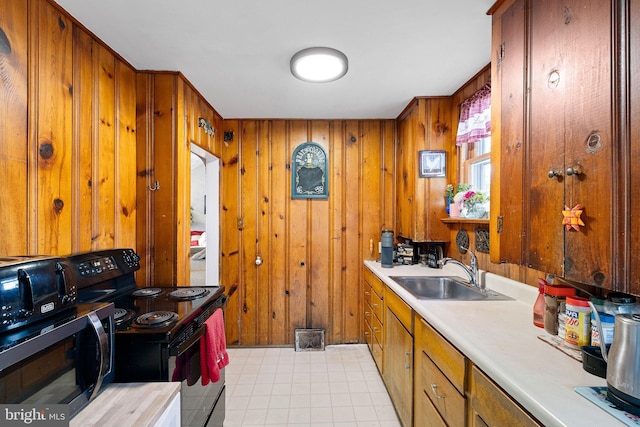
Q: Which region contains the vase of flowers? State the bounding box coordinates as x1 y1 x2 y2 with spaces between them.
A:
447 184 472 218
454 188 489 219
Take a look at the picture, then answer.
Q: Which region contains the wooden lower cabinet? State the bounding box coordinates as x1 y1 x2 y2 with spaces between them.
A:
469 364 542 427
384 287 414 427
364 268 542 427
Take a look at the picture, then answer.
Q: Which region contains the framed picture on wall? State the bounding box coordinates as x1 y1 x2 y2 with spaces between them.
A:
419 150 446 178
291 142 328 198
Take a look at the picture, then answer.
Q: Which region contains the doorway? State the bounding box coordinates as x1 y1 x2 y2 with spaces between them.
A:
190 145 220 286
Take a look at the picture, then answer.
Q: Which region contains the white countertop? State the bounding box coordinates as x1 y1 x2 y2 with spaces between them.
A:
364 260 624 427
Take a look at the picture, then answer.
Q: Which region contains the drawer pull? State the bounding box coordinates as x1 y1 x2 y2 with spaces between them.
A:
431 384 445 399
404 352 411 369
365 311 370 317
365 291 370 295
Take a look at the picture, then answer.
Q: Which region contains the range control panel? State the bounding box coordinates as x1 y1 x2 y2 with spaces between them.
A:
69 249 140 288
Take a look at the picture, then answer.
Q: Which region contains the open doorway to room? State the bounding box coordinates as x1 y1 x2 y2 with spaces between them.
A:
189 145 220 286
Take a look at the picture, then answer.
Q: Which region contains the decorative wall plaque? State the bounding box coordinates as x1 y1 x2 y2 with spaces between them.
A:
291 142 328 199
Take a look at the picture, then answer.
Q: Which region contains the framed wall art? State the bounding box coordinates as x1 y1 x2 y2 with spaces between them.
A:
291 142 328 199
419 150 446 178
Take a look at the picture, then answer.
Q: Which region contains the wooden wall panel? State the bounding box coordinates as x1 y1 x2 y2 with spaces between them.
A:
268 120 288 343
115 60 137 250
328 121 346 342
93 43 116 249
309 121 331 334
150 74 177 284
0 0 28 255
285 121 309 336
342 120 363 343
0 0 138 259
220 120 241 345
72 27 94 252
239 119 259 343
29 0 73 255
221 118 395 346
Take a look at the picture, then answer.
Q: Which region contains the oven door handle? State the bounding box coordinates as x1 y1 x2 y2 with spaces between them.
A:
172 325 206 357
87 311 108 401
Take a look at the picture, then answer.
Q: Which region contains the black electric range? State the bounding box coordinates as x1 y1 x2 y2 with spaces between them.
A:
69 248 227 427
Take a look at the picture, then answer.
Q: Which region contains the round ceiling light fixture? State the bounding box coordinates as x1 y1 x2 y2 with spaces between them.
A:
290 47 348 83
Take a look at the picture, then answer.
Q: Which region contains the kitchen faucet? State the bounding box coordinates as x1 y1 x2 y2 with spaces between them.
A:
438 248 480 289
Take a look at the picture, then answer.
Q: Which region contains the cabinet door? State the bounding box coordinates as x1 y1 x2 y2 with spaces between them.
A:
385 307 413 427
528 0 613 286
491 0 527 264
630 0 640 294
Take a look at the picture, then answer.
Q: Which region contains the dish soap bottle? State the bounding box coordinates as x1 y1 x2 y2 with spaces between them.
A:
533 278 546 328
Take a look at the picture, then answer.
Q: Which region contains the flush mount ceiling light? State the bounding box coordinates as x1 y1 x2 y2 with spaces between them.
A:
290 47 348 83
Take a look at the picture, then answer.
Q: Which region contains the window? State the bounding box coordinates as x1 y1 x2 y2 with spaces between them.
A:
460 137 491 195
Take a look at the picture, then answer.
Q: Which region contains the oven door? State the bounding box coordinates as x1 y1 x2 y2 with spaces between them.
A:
169 320 225 427
0 303 114 419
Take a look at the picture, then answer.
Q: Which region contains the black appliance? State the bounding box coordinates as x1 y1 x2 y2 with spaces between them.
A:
0 255 78 333
70 248 227 427
0 301 115 418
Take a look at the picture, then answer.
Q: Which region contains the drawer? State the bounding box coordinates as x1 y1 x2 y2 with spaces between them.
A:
384 286 412 333
415 387 448 427
364 267 384 297
470 365 541 427
370 287 383 321
417 318 465 394
371 308 383 345
420 351 465 427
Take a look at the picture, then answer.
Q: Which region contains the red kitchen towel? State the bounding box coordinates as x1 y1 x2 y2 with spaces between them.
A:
200 308 229 385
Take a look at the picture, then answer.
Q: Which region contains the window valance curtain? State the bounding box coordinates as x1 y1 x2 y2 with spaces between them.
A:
455 83 491 146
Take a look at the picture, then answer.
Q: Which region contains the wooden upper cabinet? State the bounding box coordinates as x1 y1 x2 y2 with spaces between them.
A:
490 0 618 290
395 98 452 242
626 0 640 295
527 0 614 287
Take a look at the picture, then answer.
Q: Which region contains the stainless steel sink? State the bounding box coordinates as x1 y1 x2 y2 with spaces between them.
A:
389 276 513 301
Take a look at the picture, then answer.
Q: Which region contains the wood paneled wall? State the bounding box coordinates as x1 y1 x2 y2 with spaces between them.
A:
220 120 395 346
0 0 137 257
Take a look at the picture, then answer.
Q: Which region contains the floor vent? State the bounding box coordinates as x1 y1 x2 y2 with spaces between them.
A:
294 328 325 351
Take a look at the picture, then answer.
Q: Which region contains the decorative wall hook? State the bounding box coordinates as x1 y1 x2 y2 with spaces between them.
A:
149 180 160 191
198 117 215 138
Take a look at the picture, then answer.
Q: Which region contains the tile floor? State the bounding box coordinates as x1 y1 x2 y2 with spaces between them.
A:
224 344 401 426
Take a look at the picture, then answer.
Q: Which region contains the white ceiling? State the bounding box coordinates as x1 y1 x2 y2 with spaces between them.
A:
53 0 494 119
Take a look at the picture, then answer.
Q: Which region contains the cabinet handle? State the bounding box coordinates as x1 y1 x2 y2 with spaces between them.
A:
365 291 370 296
372 303 378 308
566 166 582 176
431 384 445 399
404 352 411 369
548 170 562 179
364 311 370 317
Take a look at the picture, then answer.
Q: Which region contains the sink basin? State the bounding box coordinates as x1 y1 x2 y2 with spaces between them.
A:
389 276 513 301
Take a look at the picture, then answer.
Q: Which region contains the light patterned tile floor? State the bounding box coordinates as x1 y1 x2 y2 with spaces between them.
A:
224 344 401 427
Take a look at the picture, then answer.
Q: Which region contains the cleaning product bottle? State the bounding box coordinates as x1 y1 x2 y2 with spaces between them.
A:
533 278 546 328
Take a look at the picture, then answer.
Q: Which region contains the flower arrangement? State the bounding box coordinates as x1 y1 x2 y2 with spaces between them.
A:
446 183 471 202
448 183 489 218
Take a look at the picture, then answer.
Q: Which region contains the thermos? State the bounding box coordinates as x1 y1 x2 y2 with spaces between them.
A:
381 230 394 268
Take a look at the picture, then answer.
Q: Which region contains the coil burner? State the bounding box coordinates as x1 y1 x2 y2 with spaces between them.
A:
113 308 137 327
131 288 163 298
133 311 179 328
168 287 210 301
